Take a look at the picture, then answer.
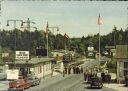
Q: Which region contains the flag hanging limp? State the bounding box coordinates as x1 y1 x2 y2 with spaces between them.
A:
98 14 103 25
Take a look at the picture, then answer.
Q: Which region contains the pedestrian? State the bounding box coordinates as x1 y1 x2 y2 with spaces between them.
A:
107 74 111 84
68 67 71 74
65 68 67 74
73 67 75 74
63 70 65 77
76 66 79 74
81 67 83 73
84 72 87 81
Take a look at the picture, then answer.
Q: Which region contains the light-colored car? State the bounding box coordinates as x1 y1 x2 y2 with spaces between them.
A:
27 75 41 86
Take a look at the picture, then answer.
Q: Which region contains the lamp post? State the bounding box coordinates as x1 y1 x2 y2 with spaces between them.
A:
6 19 23 67
20 18 36 75
21 18 36 31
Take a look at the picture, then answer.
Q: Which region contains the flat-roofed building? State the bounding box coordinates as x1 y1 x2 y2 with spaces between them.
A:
7 57 54 78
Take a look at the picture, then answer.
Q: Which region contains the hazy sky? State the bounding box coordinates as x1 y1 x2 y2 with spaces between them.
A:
1 1 128 37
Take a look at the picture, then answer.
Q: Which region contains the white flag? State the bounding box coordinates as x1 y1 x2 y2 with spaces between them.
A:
98 14 103 25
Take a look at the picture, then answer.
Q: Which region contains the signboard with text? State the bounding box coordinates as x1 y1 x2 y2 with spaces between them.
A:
15 51 29 60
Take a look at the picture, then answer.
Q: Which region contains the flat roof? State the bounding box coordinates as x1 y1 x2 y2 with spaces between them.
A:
8 57 54 65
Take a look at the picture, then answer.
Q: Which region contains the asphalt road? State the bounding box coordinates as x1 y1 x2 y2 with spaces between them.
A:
26 74 116 91
26 59 116 91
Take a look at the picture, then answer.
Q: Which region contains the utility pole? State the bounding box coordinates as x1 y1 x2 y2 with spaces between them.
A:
21 18 36 31
21 18 36 74
21 18 37 50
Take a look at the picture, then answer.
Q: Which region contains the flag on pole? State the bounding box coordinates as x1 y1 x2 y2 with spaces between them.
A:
46 21 49 37
64 33 69 39
98 14 102 25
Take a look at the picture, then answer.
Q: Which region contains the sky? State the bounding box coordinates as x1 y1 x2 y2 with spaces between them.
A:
1 1 128 37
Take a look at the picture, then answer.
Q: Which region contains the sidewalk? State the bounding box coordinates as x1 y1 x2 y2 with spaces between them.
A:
104 83 128 91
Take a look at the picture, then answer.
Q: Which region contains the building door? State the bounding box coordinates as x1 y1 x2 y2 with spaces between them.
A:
20 68 28 77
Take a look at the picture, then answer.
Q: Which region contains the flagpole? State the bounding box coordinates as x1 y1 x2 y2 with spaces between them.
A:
47 34 48 58
98 14 102 70
99 24 100 62
46 21 49 58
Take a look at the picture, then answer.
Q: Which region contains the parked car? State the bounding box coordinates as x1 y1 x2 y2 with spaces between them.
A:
8 79 31 91
27 75 41 86
0 73 7 80
89 77 103 89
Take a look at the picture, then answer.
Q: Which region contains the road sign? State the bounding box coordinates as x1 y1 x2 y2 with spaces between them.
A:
15 51 29 60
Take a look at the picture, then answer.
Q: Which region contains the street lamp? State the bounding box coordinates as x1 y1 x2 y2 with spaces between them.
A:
6 19 23 67
20 18 36 31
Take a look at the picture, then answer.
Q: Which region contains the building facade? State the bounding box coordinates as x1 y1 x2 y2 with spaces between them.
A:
8 57 53 78
115 45 128 83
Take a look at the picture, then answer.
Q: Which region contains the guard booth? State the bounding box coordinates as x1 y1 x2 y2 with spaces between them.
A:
115 45 128 83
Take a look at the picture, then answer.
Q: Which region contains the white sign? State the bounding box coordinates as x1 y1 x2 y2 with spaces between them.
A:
97 73 101 77
15 51 29 60
6 69 19 80
2 53 9 58
88 47 94 51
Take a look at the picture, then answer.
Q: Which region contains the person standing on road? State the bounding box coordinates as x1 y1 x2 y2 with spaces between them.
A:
84 72 87 81
81 66 83 73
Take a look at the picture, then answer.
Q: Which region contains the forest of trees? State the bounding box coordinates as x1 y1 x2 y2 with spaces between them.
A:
0 26 128 60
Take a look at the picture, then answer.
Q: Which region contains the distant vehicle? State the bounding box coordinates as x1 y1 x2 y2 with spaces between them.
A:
8 79 31 91
63 54 73 63
27 75 41 86
89 77 103 89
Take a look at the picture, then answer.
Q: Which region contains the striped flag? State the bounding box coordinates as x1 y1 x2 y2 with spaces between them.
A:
64 33 69 39
98 14 102 25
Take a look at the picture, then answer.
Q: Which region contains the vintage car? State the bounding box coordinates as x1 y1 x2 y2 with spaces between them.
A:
8 79 31 91
27 75 41 86
89 77 103 89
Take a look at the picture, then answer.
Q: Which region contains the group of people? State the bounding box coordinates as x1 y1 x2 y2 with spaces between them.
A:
63 66 83 77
